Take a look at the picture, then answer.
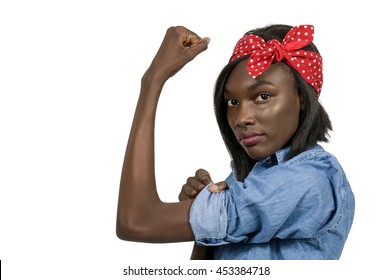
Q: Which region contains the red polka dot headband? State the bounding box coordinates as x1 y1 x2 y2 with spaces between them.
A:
229 25 323 95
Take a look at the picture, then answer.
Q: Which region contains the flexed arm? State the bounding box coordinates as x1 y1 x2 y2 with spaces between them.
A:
116 26 210 243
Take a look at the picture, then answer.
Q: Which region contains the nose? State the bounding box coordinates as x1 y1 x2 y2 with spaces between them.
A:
235 103 255 127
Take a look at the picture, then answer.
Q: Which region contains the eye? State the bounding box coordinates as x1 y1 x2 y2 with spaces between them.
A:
226 99 239 107
255 93 270 103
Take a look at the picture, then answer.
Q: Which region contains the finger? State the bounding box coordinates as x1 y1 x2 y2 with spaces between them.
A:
184 35 210 48
178 26 203 47
209 181 228 193
185 185 198 197
195 169 212 186
178 185 198 201
182 35 210 60
186 176 206 192
190 37 210 55
182 34 198 48
179 192 189 201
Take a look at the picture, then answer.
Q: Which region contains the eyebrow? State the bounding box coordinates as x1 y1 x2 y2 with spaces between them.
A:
249 79 274 90
224 79 274 94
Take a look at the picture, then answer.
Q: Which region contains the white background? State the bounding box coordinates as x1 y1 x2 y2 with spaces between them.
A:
1 0 391 279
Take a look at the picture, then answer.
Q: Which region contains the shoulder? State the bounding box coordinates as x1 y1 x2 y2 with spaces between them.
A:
283 145 349 194
242 147 332 195
287 145 343 173
269 145 342 190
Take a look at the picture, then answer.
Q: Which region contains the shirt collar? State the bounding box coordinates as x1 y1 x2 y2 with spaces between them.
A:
274 145 292 164
230 144 322 171
259 145 291 166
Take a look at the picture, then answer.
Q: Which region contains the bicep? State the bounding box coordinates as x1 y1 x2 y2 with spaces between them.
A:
117 200 195 243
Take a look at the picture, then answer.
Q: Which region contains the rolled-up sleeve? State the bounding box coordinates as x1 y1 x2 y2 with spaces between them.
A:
189 164 336 246
189 184 229 245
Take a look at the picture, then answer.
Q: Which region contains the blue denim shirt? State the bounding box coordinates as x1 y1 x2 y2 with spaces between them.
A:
189 145 355 260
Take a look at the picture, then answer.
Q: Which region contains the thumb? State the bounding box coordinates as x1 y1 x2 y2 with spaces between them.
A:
185 37 210 58
209 181 227 193
198 37 211 46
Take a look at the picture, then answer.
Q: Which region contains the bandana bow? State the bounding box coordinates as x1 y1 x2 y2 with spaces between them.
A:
229 25 323 95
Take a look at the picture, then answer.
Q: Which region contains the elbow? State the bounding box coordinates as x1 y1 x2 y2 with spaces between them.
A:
116 213 158 242
116 200 166 242
116 220 132 241
116 217 147 242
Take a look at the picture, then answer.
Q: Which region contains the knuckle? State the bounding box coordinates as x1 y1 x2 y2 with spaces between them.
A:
195 168 208 177
186 177 193 185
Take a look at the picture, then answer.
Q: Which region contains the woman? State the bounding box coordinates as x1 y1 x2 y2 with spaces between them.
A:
116 24 355 259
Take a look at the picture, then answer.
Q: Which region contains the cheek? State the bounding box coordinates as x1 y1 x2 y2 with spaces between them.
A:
277 106 300 136
226 111 236 130
261 102 300 136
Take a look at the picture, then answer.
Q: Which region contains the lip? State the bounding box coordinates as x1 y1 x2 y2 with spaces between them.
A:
238 132 264 147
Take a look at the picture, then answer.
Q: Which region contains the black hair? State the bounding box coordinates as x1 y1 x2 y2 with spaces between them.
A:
213 24 332 181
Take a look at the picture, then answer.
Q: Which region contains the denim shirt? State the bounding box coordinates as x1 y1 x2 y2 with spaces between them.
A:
189 145 355 260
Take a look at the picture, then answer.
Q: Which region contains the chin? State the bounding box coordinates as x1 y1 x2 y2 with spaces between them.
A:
246 150 274 161
242 142 280 161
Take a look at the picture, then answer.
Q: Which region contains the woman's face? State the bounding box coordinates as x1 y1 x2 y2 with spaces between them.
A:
224 60 301 160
